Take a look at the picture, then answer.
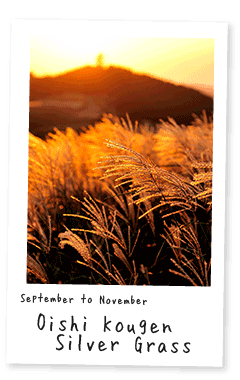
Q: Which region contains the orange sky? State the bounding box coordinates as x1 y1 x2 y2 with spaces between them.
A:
30 36 214 95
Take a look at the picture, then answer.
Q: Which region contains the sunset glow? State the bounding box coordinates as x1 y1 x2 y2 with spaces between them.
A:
27 21 218 287
30 36 214 95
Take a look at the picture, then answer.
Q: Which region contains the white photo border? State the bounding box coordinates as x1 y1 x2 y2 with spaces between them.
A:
7 20 228 367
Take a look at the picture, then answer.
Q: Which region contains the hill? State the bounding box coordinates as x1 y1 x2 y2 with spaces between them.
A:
29 66 213 138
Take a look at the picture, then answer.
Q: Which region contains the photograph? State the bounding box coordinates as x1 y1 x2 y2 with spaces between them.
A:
27 32 214 286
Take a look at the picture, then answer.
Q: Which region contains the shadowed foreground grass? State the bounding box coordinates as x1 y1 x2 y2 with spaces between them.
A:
27 112 212 285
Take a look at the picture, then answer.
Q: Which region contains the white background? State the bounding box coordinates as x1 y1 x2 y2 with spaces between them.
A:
1 0 239 378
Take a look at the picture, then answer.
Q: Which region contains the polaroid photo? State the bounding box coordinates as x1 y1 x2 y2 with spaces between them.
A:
7 20 228 367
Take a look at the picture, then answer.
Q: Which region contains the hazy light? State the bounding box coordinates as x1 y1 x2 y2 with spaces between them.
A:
30 35 214 93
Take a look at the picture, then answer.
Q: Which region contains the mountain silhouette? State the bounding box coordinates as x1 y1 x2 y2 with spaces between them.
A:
29 66 213 138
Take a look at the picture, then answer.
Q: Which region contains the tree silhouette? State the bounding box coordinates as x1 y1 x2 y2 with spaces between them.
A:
96 53 104 67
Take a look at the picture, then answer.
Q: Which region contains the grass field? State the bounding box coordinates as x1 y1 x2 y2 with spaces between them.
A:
27 112 213 286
